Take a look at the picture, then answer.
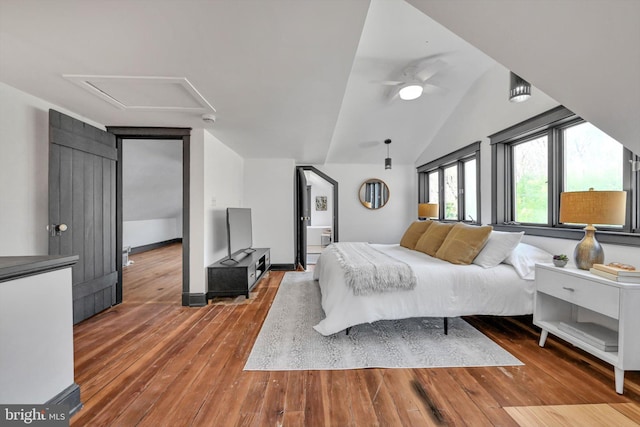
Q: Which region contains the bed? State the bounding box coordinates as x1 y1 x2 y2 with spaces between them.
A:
312 225 551 336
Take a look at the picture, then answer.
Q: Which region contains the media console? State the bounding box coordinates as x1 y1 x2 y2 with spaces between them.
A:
207 248 270 299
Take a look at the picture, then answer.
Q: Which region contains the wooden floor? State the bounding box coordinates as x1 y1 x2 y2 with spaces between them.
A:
71 243 640 426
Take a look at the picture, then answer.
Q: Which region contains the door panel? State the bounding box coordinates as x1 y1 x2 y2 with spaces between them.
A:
49 110 117 324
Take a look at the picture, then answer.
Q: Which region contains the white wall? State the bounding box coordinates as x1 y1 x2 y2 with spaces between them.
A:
313 163 416 244
523 235 640 269
123 219 181 248
122 139 182 248
0 268 75 404
189 129 244 295
417 64 640 263
308 173 333 227
244 158 296 265
0 82 104 256
203 131 245 271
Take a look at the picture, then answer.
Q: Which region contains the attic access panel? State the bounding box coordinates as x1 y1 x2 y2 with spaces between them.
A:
63 75 215 113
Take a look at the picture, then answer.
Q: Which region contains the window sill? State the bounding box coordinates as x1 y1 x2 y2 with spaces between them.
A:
490 224 640 247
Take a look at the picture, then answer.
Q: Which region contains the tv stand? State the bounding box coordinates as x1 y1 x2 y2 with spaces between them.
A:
207 248 270 299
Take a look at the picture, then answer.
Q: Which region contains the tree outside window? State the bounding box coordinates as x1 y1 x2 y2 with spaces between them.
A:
512 136 548 224
444 165 458 220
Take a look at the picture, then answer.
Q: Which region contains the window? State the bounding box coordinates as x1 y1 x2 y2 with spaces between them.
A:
464 159 477 222
443 165 458 220
491 106 639 245
512 134 548 224
428 171 438 203
418 142 481 223
563 122 624 193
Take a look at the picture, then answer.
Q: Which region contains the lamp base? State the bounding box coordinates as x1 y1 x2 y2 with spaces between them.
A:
574 226 604 270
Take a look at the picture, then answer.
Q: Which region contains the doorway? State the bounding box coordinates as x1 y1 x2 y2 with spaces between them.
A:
295 166 338 269
107 127 191 306
121 138 183 302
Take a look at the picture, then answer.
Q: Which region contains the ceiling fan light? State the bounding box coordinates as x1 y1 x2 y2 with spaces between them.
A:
399 84 423 100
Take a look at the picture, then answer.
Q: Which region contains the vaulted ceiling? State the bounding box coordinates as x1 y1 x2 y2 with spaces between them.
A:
1 0 638 164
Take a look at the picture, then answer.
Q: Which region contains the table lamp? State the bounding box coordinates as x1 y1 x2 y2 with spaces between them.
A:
559 188 626 270
418 203 438 220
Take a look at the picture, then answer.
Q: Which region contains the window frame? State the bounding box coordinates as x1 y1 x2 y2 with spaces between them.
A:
507 130 552 226
418 141 481 224
491 106 639 246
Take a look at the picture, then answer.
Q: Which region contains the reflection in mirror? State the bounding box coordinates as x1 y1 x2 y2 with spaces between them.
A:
359 179 390 209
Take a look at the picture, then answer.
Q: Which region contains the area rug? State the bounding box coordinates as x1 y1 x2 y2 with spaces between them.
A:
244 272 523 371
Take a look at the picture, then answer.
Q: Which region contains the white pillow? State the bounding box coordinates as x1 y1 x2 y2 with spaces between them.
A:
472 231 524 268
504 242 553 280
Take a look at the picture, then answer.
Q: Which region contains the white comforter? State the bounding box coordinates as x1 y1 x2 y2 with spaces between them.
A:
313 244 534 336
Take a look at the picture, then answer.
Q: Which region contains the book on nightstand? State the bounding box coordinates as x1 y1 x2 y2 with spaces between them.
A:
592 264 640 277
590 268 640 284
558 322 618 352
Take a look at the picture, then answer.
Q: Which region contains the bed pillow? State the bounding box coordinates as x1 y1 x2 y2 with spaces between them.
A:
472 230 524 268
504 242 553 280
414 221 455 256
435 223 493 265
399 220 433 250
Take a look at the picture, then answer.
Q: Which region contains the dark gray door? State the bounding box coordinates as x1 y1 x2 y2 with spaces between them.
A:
48 110 117 324
296 168 309 269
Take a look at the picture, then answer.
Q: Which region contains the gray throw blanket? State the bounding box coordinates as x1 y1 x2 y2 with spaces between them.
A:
327 242 417 296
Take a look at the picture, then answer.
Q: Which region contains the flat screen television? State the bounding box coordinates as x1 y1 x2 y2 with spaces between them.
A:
226 207 253 262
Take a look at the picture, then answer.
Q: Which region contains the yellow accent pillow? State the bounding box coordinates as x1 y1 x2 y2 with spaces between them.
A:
436 223 493 265
414 221 455 256
399 221 433 250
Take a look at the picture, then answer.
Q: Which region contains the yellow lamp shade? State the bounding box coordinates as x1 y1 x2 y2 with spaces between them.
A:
560 189 626 226
418 203 438 219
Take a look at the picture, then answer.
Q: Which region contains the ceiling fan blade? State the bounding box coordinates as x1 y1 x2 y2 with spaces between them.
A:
422 83 447 94
414 59 447 82
371 80 405 86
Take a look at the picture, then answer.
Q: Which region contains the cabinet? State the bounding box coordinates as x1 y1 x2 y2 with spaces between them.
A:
534 264 640 394
207 248 270 299
0 255 81 413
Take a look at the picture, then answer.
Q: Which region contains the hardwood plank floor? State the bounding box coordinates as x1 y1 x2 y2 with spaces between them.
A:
71 244 640 426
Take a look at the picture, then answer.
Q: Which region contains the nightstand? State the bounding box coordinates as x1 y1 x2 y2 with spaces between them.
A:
534 264 640 394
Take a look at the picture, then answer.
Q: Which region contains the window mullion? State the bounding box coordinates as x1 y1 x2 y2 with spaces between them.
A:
506 145 515 223
634 153 640 233
458 160 465 222
438 168 445 219
551 128 561 227
622 148 634 233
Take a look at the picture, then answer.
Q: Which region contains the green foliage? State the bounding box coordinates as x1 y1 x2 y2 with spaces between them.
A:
445 202 457 220
515 175 548 224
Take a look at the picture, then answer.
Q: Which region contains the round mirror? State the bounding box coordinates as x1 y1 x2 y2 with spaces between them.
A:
359 179 390 209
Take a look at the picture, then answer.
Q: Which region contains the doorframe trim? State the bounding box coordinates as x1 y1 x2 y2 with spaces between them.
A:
294 166 339 267
107 127 191 305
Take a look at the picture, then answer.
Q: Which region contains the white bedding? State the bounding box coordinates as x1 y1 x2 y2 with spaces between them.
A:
313 244 534 336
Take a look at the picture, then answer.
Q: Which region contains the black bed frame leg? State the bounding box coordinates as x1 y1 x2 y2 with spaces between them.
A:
345 327 351 336
443 317 448 335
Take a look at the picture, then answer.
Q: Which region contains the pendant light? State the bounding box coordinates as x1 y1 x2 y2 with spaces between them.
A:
509 72 531 102
384 139 392 170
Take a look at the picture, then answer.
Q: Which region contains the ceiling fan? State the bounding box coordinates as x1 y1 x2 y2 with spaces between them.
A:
375 57 447 101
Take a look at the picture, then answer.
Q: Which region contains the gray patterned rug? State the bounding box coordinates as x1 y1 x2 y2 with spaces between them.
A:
244 272 523 371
